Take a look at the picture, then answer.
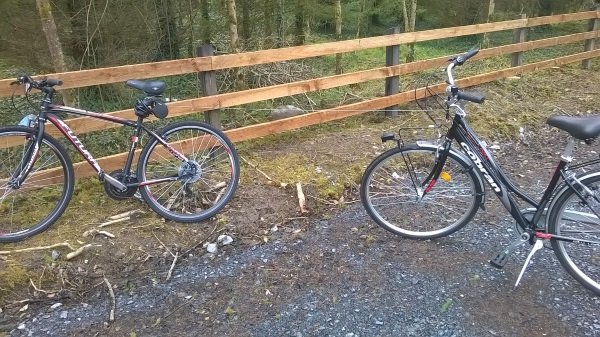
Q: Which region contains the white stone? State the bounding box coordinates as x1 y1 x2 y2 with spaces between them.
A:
217 235 234 246
206 243 218 254
50 303 63 310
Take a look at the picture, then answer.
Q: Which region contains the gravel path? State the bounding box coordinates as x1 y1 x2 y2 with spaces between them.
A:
7 200 600 336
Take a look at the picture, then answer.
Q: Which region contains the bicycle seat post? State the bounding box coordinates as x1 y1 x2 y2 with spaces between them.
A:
561 137 576 163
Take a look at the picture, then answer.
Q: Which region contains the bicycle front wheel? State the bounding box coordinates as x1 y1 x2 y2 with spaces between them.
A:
360 145 482 239
0 126 74 242
137 121 240 223
548 173 600 295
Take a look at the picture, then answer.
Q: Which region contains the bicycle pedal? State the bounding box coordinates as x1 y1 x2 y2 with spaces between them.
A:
490 251 509 269
489 233 530 269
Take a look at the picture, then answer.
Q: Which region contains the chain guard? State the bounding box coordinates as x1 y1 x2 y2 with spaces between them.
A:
104 170 138 200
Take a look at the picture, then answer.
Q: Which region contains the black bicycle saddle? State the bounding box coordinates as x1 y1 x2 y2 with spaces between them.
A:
125 79 166 96
547 115 600 141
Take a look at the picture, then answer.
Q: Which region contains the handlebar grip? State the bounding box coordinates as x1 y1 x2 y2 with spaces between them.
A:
454 47 480 66
457 91 485 104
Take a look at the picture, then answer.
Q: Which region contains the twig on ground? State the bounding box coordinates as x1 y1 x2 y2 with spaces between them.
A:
107 210 144 221
29 278 57 294
166 252 179 282
163 297 195 320
296 183 309 213
98 217 130 228
0 242 75 255
306 194 337 205
152 231 174 257
83 229 116 238
103 276 116 322
66 244 94 260
240 156 275 182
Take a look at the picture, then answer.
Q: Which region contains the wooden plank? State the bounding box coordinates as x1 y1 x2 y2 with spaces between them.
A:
1 11 597 97
50 49 598 182
27 30 595 141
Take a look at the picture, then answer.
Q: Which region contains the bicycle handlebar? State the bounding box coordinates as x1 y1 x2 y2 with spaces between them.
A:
13 73 63 93
445 47 485 105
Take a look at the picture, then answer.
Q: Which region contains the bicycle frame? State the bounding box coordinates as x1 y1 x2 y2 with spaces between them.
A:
426 106 600 245
22 102 190 189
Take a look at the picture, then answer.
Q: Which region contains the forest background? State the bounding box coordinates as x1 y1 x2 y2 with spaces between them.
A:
0 0 597 124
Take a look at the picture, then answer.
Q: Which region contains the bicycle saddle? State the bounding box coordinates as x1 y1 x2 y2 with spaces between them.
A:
547 115 600 141
125 79 166 96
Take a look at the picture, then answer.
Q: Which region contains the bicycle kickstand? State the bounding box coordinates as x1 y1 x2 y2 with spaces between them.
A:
514 239 544 289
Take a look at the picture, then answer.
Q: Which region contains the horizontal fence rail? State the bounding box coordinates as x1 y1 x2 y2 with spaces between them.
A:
0 10 598 184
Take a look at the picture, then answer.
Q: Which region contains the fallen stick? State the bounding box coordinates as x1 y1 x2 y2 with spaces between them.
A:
296 183 308 213
106 210 144 221
83 229 116 238
65 244 93 260
166 252 179 282
103 276 116 322
0 242 75 255
240 156 274 182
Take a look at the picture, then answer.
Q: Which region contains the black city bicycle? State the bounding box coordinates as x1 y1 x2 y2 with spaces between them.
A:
360 48 600 295
0 74 240 242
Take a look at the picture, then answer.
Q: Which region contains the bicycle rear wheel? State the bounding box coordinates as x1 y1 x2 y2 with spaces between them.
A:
360 144 482 239
137 121 239 222
0 126 74 242
548 173 600 295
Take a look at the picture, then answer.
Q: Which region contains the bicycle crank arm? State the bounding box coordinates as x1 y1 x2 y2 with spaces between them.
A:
514 239 544 289
103 173 128 192
489 233 530 269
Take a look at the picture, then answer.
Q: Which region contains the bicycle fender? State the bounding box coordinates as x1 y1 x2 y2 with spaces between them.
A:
544 169 600 229
414 141 487 209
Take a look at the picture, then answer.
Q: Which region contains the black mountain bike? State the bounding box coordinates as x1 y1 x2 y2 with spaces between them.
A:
360 48 600 295
0 74 240 243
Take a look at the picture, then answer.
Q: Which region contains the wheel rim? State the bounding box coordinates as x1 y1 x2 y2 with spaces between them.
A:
554 188 600 292
364 149 477 237
141 126 236 219
0 131 68 238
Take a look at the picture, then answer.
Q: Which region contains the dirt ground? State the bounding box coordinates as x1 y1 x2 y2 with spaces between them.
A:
1 63 600 336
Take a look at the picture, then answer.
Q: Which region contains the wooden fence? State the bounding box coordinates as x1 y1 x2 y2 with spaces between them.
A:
1 9 599 181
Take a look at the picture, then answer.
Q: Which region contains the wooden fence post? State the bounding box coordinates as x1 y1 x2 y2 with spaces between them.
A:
384 26 400 117
196 44 221 129
511 14 528 67
582 6 600 70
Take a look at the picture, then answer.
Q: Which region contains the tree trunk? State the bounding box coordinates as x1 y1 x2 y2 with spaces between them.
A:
36 0 73 105
199 0 212 44
356 0 366 38
334 0 342 74
240 0 251 48
276 0 285 47
263 0 274 47
401 0 417 62
226 0 245 89
157 0 180 60
482 0 495 46
294 0 305 45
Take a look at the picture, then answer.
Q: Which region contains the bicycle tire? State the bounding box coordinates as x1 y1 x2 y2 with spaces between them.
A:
137 121 240 222
360 144 483 239
0 126 74 243
547 172 600 295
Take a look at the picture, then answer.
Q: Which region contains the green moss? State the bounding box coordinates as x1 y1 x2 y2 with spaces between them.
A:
0 263 31 290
